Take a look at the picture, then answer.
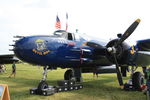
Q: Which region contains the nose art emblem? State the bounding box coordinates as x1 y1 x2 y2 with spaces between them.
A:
36 39 46 51
32 39 50 55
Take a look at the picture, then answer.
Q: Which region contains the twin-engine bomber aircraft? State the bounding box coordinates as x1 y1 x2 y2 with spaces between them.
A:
13 19 150 91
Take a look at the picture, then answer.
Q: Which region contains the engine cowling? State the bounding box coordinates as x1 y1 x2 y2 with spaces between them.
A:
106 39 130 64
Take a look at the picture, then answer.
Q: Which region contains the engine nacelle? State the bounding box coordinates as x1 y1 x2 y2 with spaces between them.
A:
106 39 130 64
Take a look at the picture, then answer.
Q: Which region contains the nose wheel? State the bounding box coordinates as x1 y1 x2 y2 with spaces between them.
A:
38 81 49 91
37 66 49 92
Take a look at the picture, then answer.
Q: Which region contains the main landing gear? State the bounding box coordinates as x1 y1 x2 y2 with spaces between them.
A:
132 72 144 90
124 66 145 91
64 68 82 82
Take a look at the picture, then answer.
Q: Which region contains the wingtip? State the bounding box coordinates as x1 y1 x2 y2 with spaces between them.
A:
136 19 141 23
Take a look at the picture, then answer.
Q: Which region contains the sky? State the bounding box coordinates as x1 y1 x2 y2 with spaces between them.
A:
0 0 150 54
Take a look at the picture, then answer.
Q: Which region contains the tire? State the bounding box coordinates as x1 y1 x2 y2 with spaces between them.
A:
38 81 48 91
64 69 73 80
132 72 144 91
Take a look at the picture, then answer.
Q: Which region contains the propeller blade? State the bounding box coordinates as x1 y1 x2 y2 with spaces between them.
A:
113 54 124 86
116 19 141 47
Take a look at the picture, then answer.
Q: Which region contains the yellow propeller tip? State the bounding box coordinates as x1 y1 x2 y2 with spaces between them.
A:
136 19 141 23
120 85 124 89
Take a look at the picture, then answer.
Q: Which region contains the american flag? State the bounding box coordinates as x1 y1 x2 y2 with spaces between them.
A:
66 13 68 31
55 15 61 29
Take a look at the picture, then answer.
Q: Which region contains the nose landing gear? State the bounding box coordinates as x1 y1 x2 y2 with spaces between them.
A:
37 66 49 92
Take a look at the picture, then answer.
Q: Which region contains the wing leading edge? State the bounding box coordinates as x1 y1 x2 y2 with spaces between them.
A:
0 54 19 64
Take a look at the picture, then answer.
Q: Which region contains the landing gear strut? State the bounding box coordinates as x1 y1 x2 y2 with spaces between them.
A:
38 66 49 91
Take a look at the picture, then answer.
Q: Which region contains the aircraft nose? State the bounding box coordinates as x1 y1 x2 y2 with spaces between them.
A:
13 37 29 60
13 36 56 64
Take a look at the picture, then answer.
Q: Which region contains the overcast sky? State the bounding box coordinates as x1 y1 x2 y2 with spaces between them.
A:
0 0 150 54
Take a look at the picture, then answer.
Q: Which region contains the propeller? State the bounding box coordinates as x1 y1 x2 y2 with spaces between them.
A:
115 19 140 47
85 19 141 87
107 19 141 87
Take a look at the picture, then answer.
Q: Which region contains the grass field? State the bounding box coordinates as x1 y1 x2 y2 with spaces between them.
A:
0 64 146 100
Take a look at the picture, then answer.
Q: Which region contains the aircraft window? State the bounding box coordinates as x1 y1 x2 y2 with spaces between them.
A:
53 30 67 36
60 33 69 39
68 33 73 40
53 30 75 40
54 32 63 36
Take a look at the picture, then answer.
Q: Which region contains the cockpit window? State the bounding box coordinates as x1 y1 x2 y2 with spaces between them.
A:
53 30 75 40
53 30 66 36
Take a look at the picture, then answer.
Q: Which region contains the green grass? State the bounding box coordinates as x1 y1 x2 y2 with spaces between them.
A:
0 64 146 100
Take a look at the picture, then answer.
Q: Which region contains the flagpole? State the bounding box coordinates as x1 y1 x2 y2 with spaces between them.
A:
66 13 68 31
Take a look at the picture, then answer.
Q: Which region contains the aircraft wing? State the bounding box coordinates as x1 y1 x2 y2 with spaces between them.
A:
136 39 150 51
0 54 19 64
135 39 150 66
134 51 150 67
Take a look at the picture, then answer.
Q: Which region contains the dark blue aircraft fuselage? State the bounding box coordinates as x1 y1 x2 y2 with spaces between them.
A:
14 30 143 69
14 32 113 68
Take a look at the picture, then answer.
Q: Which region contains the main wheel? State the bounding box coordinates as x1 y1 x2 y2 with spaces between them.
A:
64 69 73 80
38 81 48 91
132 72 144 91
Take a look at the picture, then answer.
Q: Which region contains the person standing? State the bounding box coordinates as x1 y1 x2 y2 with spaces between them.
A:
0 64 3 73
9 62 16 78
93 67 98 78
